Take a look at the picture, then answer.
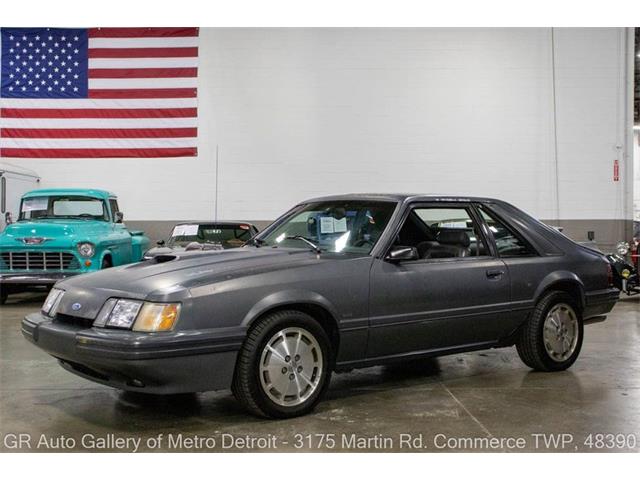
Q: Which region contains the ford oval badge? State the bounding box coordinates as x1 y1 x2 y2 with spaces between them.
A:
71 303 82 311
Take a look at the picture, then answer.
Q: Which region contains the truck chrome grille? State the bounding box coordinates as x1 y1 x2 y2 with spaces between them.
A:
0 251 79 271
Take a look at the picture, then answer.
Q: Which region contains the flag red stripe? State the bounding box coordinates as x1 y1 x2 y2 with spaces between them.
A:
1 108 197 119
88 88 197 99
88 67 197 78
88 28 198 38
1 128 197 139
88 47 198 58
0 147 197 158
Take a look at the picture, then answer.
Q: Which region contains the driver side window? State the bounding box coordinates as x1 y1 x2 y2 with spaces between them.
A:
396 206 489 260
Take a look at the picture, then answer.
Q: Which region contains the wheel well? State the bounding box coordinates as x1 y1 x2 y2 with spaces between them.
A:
101 253 112 267
539 280 585 313
250 303 340 360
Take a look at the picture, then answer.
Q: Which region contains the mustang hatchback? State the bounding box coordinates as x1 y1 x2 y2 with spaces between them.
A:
22 194 619 418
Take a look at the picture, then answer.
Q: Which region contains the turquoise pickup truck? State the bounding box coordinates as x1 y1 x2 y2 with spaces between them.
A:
0 188 150 304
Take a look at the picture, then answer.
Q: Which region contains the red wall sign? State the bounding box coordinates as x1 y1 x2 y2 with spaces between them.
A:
613 159 619 182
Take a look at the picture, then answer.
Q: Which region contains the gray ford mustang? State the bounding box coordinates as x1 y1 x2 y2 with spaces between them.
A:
22 194 619 418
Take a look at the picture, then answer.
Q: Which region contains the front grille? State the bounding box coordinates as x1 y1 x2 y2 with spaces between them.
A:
0 251 79 271
54 313 95 328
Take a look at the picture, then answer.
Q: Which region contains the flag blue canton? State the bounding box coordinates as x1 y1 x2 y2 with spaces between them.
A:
1 27 88 98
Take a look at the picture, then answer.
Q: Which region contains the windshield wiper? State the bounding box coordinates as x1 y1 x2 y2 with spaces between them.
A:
285 236 322 254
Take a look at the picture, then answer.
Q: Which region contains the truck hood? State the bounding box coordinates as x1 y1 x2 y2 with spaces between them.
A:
0 220 112 248
59 246 350 299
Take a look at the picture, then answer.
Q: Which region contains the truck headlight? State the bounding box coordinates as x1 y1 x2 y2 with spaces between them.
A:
42 288 64 316
77 242 95 258
92 298 180 331
616 241 630 256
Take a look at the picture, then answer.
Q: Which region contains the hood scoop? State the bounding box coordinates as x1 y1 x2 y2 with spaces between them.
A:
153 254 179 264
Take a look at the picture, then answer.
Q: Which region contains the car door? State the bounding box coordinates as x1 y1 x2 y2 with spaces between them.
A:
367 202 512 360
106 198 133 264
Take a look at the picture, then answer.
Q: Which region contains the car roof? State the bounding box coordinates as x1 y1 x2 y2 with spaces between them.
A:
300 193 504 204
23 188 115 200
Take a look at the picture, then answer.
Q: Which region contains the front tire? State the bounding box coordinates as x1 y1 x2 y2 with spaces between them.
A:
232 310 332 418
516 291 583 371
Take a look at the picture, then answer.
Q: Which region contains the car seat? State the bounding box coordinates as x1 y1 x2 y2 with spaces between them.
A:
421 230 471 259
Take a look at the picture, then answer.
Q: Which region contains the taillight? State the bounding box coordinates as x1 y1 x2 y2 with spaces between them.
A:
607 262 613 287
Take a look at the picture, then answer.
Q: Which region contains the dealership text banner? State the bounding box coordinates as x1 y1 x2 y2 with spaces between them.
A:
0 27 198 158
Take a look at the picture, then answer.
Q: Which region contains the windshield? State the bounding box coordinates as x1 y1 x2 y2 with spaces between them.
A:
258 200 396 254
168 223 254 248
19 196 108 221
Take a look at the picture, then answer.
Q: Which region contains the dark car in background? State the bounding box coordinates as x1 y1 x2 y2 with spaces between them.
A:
22 194 618 418
143 221 259 259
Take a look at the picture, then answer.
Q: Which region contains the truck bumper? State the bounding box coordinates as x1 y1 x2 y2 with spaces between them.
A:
22 312 244 394
0 272 78 286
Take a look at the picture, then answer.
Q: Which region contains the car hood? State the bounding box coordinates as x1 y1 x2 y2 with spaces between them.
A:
59 246 346 299
144 244 224 257
0 220 112 248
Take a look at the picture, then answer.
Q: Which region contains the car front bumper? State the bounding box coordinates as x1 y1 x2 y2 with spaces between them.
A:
22 312 244 394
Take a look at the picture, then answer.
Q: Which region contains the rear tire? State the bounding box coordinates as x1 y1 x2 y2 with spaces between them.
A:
516 291 583 371
232 310 332 418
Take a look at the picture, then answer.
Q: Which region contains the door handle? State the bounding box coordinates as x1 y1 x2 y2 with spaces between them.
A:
486 269 504 279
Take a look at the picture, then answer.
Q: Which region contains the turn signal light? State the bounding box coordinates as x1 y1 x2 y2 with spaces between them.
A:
133 303 181 332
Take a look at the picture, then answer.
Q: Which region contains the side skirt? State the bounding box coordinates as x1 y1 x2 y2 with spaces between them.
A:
334 340 500 372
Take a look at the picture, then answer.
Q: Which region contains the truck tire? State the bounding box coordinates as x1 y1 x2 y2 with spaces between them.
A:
232 310 332 418
0 288 8 305
516 291 583 372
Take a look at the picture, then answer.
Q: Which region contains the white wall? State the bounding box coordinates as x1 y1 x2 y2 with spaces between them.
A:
1 28 634 224
635 131 640 222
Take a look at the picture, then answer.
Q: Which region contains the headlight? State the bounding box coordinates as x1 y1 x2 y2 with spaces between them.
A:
616 241 630 256
77 242 95 258
103 299 143 329
92 298 180 331
42 288 64 316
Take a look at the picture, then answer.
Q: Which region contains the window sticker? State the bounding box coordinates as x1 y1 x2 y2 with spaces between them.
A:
333 217 348 233
21 197 48 212
320 217 335 234
172 224 199 237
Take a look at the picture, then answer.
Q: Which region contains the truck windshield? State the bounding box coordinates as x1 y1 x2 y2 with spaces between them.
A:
168 224 254 248
19 196 108 221
257 200 397 254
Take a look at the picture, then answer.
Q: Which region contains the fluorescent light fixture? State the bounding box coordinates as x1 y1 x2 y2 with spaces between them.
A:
275 233 285 243
634 125 640 131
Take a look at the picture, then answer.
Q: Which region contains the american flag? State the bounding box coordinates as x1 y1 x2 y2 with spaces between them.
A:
0 27 198 158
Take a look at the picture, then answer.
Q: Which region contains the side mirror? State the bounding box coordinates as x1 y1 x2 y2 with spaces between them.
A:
4 212 13 225
385 246 419 262
157 239 165 246
114 211 124 223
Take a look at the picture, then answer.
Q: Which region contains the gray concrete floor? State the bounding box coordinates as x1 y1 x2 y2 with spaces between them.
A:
1 292 639 453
